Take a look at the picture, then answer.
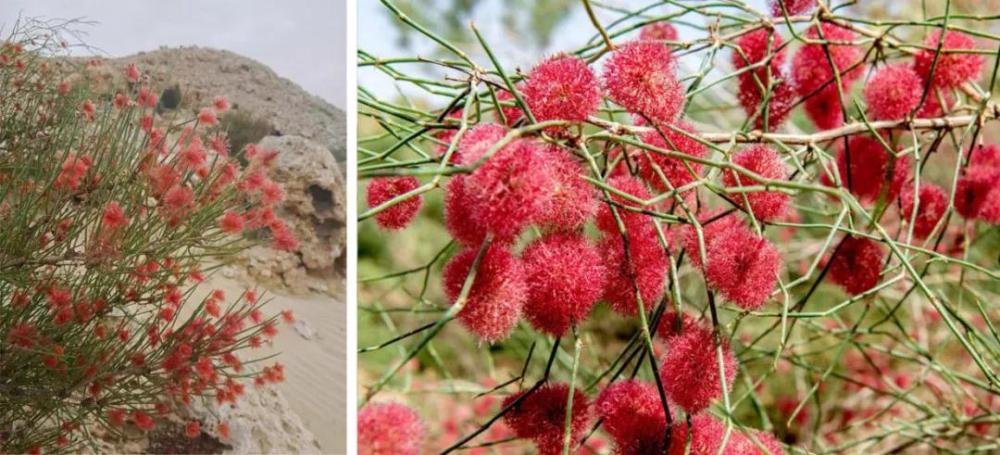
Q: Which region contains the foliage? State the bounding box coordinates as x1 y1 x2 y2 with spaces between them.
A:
0 21 294 453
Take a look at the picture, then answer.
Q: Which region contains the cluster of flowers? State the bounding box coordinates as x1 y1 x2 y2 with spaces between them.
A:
362 3 997 453
0 40 296 453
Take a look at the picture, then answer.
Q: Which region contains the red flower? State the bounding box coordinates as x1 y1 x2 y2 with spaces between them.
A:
603 41 684 123
443 176 488 246
358 402 425 455
502 383 591 454
969 143 1000 169
180 138 208 170
864 64 924 120
131 411 155 431
678 211 743 269
637 121 708 194
596 379 669 452
107 409 126 427
522 233 606 336
198 108 218 126
163 185 195 212
442 244 527 343
218 211 245 234
791 23 864 97
826 135 910 205
914 30 984 88
452 123 507 165
704 223 781 310
722 145 790 221
594 175 654 235
7 323 38 349
102 201 129 230
733 29 796 131
900 184 948 239
656 311 697 341
803 88 847 130
659 325 737 413
769 0 815 16
599 231 668 316
827 236 886 296
494 85 526 126
185 421 201 439
217 422 231 440
533 145 598 232
522 54 600 124
668 414 753 455
212 96 230 113
954 166 1000 223
464 139 554 241
639 22 678 42
366 176 422 230
125 63 141 82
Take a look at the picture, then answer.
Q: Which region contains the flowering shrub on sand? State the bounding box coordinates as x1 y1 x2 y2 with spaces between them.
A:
359 0 999 453
0 23 295 453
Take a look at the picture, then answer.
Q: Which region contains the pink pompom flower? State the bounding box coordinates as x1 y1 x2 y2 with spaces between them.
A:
955 166 1000 223
722 145 790 221
452 122 507 165
827 236 886 296
442 244 527 343
594 174 654 235
522 233 606 336
494 85 526 126
791 23 864 97
522 54 601 125
969 143 1000 169
638 121 708 194
678 210 743 269
668 414 755 455
900 184 948 239
502 383 591 454
864 63 924 120
703 223 782 310
534 145 598 232
769 0 815 16
827 136 910 205
603 40 685 123
913 30 984 88
600 232 669 316
732 30 796 131
358 402 425 455
465 139 555 241
366 176 422 230
444 175 488 246
596 379 670 453
639 22 678 42
804 88 847 130
659 326 737 413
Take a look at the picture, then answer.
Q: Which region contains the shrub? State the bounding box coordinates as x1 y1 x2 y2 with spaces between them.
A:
358 1 1000 453
0 24 294 453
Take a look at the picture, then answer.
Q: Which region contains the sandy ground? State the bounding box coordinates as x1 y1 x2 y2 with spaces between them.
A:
202 271 347 454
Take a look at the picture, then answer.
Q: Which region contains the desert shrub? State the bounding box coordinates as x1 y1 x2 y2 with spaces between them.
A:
0 23 298 453
358 0 1000 453
219 109 275 157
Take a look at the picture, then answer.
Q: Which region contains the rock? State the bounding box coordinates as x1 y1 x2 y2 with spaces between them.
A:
74 46 346 161
185 387 322 455
236 135 345 296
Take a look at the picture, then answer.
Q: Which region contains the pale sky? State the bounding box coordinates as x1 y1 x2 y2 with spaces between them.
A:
1 0 346 108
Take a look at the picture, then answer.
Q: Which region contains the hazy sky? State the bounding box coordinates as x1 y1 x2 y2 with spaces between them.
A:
0 0 346 108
